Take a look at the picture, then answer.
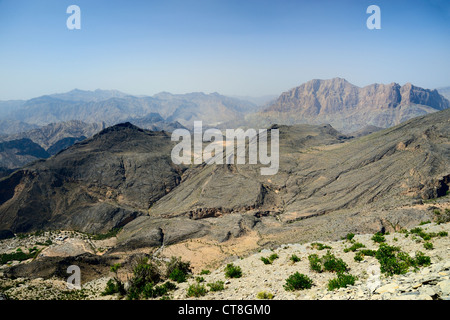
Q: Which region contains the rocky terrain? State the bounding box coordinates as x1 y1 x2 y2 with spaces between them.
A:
1 217 448 300
249 78 450 133
0 122 185 234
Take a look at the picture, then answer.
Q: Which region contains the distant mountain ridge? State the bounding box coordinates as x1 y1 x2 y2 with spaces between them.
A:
0 90 259 129
250 78 450 132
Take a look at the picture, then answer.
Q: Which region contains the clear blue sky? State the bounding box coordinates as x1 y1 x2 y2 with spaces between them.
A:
0 0 449 100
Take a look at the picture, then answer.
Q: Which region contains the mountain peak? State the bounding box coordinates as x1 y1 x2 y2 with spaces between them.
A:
260 79 450 132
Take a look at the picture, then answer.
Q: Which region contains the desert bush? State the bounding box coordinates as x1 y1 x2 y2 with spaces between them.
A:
344 242 365 252
207 281 225 292
283 272 313 291
371 232 386 243
224 263 242 278
311 242 332 250
423 242 433 250
321 251 348 273
327 273 357 291
102 278 125 296
308 254 323 273
166 256 192 283
256 291 274 299
260 253 279 265
186 283 208 297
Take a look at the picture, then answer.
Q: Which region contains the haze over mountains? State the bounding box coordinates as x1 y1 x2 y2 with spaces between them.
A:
0 78 448 175
0 78 449 292
250 78 450 133
0 108 449 248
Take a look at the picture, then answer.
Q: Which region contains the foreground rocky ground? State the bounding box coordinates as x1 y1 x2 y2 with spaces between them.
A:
1 217 449 300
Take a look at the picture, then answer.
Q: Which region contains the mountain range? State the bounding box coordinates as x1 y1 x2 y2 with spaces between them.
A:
248 78 450 133
0 79 448 180
0 107 449 250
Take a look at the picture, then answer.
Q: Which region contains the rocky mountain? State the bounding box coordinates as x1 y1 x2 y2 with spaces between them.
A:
0 90 258 129
0 120 105 151
118 107 450 250
48 89 129 102
0 106 448 256
437 86 450 100
0 120 38 135
0 123 185 234
125 113 186 132
249 78 450 133
0 139 49 171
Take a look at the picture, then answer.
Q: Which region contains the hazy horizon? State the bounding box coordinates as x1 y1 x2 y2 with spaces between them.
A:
1 0 449 100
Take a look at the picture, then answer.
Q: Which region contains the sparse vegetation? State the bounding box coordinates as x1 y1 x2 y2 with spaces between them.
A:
345 233 355 241
308 251 348 273
207 281 225 292
423 242 433 250
283 272 313 291
344 242 365 252
0 247 40 265
166 256 192 283
256 291 274 299
224 263 242 278
311 242 332 250
186 283 208 297
327 273 357 291
102 278 125 296
289 254 301 263
374 244 431 276
371 232 386 243
260 253 279 265
91 227 122 240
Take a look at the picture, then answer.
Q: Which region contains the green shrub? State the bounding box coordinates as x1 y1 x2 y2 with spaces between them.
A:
256 291 274 299
169 268 188 283
344 242 365 252
207 281 225 292
414 251 431 267
311 242 332 250
186 283 208 297
224 263 242 278
102 278 125 296
360 249 376 256
200 269 210 275
345 233 355 241
166 256 192 280
283 272 313 291
110 263 121 273
375 244 411 276
327 273 357 291
438 231 448 237
290 254 301 263
126 257 162 299
434 208 450 224
91 227 122 240
269 253 279 262
423 242 433 250
0 249 39 265
195 276 205 283
322 251 348 273
261 253 279 265
308 254 323 273
354 252 364 262
419 220 431 225
371 232 386 243
260 257 271 265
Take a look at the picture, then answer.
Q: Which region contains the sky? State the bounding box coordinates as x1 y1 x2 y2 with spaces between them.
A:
0 0 449 100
